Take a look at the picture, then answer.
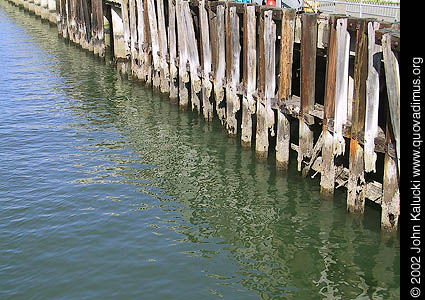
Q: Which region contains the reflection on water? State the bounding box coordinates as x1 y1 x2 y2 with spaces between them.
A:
0 2 399 299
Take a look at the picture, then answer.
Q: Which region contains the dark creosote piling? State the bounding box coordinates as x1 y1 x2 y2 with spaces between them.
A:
5 0 401 232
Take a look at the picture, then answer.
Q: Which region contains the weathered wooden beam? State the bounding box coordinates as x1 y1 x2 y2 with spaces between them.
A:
241 4 256 147
276 8 295 170
168 0 179 100
121 0 131 58
333 17 350 157
92 0 105 57
212 4 226 125
157 0 170 94
382 32 400 175
298 13 317 172
143 0 152 85
199 0 213 121
176 0 189 109
364 21 381 173
147 0 160 88
129 0 138 71
381 111 400 231
347 20 368 214
225 5 241 136
184 1 202 113
320 15 337 196
255 9 275 158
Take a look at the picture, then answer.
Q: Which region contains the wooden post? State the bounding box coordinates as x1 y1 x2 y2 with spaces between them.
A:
276 8 295 169
333 17 350 157
364 21 381 173
168 0 179 100
382 33 400 175
213 4 226 126
298 13 317 172
143 0 152 85
184 1 201 113
225 5 241 136
320 15 337 196
200 0 213 121
381 112 400 231
121 0 131 58
347 20 368 214
134 0 145 81
129 0 138 72
147 0 160 88
255 9 266 158
176 0 189 109
91 0 105 58
256 9 276 158
157 0 169 94
241 4 256 147
381 32 400 231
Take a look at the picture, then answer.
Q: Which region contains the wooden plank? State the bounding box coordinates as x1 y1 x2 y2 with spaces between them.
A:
320 15 337 196
199 0 213 121
256 9 276 157
176 0 189 109
255 9 267 158
92 0 105 57
147 0 160 88
364 21 381 173
381 111 400 231
143 0 152 85
129 0 138 72
382 33 400 175
184 1 201 113
168 0 178 100
134 0 145 80
241 4 256 147
298 13 317 172
213 4 226 125
347 20 368 214
225 5 241 136
276 8 295 170
157 0 170 94
333 17 350 157
121 0 131 58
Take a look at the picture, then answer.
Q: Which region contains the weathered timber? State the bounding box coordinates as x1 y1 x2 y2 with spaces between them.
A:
168 0 178 100
157 0 170 94
199 0 213 121
364 21 381 173
176 0 189 109
184 1 202 113
320 15 337 196
255 9 268 158
381 112 400 231
129 0 138 72
225 5 240 136
298 13 317 172
333 17 350 157
382 33 400 175
213 4 226 125
92 0 105 57
241 4 256 147
147 0 160 88
143 0 152 85
276 8 295 170
347 20 367 214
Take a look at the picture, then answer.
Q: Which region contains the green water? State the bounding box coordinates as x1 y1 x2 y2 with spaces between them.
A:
0 2 400 299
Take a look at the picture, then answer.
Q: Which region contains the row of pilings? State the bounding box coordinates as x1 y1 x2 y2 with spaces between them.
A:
5 0 401 232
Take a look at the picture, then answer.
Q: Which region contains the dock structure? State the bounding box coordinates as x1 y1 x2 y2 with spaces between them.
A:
5 0 401 231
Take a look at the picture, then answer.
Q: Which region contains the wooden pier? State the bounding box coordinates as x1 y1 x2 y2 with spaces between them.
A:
5 0 401 231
